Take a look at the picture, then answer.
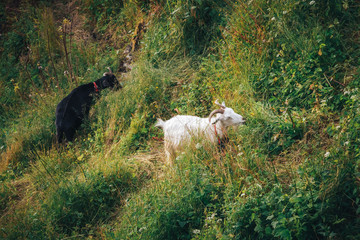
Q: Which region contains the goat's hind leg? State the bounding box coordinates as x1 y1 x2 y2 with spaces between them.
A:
165 150 172 165
56 127 64 144
164 146 177 166
64 128 76 143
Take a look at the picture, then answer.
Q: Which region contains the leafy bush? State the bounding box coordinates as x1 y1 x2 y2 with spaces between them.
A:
251 0 357 111
224 173 359 239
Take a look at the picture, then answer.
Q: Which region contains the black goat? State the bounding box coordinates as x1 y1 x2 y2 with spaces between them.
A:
56 68 120 143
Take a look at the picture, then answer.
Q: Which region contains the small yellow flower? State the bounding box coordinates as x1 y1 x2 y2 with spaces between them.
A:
318 48 322 56
63 18 70 25
77 154 84 161
14 83 19 93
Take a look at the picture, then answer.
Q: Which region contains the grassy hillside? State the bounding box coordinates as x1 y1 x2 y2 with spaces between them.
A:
1 0 359 239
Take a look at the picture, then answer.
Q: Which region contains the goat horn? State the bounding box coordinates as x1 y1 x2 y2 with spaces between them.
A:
214 99 226 109
107 67 113 74
208 108 225 122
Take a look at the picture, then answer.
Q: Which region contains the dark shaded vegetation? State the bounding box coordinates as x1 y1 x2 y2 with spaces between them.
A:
0 0 359 239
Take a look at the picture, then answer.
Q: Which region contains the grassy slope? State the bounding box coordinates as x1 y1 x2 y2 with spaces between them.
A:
1 0 360 239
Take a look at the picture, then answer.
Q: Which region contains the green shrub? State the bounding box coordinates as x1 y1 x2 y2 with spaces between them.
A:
251 0 357 112
224 175 359 239
223 141 360 239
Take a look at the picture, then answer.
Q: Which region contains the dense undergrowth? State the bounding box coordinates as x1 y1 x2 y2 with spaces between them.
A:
1 0 359 239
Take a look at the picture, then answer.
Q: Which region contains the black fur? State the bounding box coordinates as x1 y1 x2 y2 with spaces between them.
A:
55 73 120 143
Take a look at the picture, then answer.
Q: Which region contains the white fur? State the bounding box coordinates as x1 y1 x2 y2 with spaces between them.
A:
155 102 245 163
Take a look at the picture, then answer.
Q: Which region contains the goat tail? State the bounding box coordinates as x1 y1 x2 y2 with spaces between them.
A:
155 118 165 129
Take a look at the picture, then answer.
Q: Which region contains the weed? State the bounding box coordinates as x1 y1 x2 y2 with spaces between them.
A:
0 0 359 239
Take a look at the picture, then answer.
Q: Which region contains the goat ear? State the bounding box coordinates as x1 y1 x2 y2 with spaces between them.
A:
210 116 218 124
101 78 109 87
211 114 225 124
103 72 107 77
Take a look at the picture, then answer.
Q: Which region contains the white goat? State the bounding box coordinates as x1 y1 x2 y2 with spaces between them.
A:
155 100 246 163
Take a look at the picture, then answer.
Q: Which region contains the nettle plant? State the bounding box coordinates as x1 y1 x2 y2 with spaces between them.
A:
256 34 346 111
252 0 352 112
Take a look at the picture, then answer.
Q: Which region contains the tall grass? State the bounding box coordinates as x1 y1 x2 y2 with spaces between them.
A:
109 143 225 240
0 0 359 239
